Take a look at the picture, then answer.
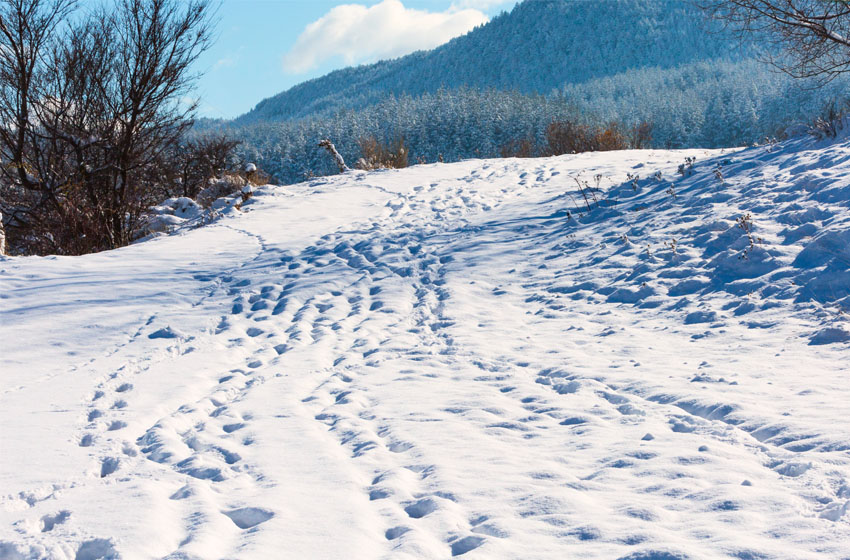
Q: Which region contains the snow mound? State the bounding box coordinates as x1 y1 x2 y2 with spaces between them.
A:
139 196 203 236
136 180 263 241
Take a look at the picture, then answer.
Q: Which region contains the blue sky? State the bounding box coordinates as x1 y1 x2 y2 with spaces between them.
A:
194 0 518 119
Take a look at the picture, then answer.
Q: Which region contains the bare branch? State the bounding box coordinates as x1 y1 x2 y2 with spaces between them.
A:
699 0 850 82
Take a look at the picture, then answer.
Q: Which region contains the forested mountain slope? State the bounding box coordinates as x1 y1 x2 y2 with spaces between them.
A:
238 0 752 123
200 0 850 184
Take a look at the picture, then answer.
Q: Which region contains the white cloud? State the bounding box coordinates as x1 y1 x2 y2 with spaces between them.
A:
283 0 488 74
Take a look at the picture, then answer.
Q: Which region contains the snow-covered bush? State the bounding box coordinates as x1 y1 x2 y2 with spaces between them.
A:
196 174 246 208
210 192 246 212
135 197 203 238
807 103 850 140
133 183 257 242
241 184 254 203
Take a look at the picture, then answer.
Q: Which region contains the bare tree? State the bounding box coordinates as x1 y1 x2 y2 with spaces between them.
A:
0 0 78 250
171 134 241 199
0 0 216 254
102 0 215 247
699 0 850 82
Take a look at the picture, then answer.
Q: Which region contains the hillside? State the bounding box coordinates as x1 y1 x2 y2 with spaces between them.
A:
202 0 850 185
238 0 752 123
2 130 850 558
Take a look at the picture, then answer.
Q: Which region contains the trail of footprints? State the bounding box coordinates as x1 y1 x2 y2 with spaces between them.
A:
320 252 494 549
80 361 145 476
227 176 506 556
499 215 850 517
11 228 274 552
13 161 845 556
56 175 500 554
297 168 835 550
136 368 261 484
277 168 650 555
75 343 266 491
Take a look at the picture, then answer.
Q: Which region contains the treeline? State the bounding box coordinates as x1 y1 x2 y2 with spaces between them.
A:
205 60 849 185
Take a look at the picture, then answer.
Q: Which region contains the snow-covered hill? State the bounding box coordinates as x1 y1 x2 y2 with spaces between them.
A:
1 134 849 559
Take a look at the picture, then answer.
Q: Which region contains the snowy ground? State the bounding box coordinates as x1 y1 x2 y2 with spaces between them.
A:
1 136 849 559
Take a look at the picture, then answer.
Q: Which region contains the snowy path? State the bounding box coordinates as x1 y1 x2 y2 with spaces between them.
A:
2 141 849 559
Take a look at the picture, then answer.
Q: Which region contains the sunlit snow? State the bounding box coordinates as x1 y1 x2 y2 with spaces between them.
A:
1 135 849 558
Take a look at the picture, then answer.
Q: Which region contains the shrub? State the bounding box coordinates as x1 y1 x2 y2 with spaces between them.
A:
596 122 629 151
545 120 595 155
630 121 654 149
807 99 850 139
171 135 242 199
196 174 247 208
499 137 539 158
356 136 409 170
544 119 631 155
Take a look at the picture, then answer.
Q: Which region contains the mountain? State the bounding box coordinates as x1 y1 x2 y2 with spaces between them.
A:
238 0 753 123
201 0 849 184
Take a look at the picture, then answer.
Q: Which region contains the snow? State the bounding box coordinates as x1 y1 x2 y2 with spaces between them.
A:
1 135 849 559
136 197 205 239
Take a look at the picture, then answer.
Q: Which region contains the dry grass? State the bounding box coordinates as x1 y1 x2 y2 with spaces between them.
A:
545 120 630 155
356 136 409 170
500 137 538 158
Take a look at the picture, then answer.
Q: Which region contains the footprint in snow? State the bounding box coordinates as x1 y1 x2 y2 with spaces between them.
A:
100 457 119 477
75 538 118 560
148 326 182 339
385 526 410 540
223 507 274 529
40 510 71 532
404 497 438 519
387 441 413 453
450 535 485 556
